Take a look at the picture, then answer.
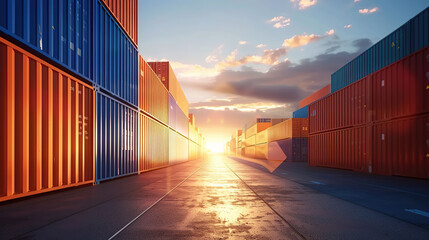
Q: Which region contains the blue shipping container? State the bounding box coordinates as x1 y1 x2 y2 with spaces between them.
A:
331 7 429 92
168 94 189 137
93 1 139 106
0 0 93 82
96 92 138 182
293 105 309 118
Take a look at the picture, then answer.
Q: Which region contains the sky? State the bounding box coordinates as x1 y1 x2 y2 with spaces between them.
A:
138 0 428 152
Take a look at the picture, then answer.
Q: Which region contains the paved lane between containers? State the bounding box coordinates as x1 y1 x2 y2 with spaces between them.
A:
113 154 304 239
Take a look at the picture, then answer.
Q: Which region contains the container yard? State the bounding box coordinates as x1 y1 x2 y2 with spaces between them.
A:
0 2 428 239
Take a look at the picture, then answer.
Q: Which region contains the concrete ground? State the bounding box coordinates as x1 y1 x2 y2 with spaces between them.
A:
0 154 428 240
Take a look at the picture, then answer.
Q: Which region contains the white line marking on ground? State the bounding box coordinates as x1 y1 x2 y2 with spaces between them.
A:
405 209 429 218
108 161 207 240
310 181 325 185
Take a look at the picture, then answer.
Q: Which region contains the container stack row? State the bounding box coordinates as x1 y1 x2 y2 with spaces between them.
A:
226 118 308 162
299 8 428 179
0 0 205 202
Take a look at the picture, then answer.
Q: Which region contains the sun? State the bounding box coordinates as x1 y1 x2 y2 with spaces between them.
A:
205 141 225 153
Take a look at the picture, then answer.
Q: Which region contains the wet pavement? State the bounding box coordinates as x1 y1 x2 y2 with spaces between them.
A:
1 154 429 239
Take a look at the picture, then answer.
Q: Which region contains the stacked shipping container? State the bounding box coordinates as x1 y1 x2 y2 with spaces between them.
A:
309 45 429 179
0 1 206 202
331 7 428 92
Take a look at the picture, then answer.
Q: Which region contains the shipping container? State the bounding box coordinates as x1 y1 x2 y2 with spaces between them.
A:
0 0 93 82
245 120 272 138
0 37 95 202
100 0 138 47
331 7 429 92
268 118 308 142
169 94 189 137
139 56 168 124
370 46 429 122
255 143 268 159
189 113 195 126
310 45 429 134
96 93 138 182
169 130 189 165
244 135 256 147
256 129 268 145
300 84 331 108
148 62 189 116
138 113 169 172
293 105 309 118
308 125 371 172
309 76 369 134
372 114 429 179
93 2 138 106
267 138 308 162
244 146 256 158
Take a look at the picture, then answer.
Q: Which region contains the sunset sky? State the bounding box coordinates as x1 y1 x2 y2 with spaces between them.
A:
138 0 428 152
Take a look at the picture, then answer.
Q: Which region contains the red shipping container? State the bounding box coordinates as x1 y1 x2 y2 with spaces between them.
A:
300 84 331 108
309 77 369 134
372 114 429 179
100 0 138 47
309 125 371 172
0 37 95 202
371 46 429 122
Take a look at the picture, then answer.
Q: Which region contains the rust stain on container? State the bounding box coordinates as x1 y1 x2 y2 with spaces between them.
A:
0 37 95 202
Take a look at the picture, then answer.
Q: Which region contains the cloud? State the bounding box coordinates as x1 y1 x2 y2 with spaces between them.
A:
354 0 360 2
267 16 285 23
215 48 289 69
344 24 352 29
198 38 373 104
239 41 247 45
359 7 378 14
169 61 221 80
190 98 285 112
282 33 321 48
325 29 335 35
256 44 267 48
205 45 224 63
267 16 291 28
290 0 317 10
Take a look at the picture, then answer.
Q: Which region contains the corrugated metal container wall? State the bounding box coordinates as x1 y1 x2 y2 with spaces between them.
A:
267 138 308 162
309 77 369 134
96 93 138 182
371 46 429 122
245 135 256 147
268 118 308 142
256 129 268 145
372 114 429 179
0 37 94 202
299 84 331 108
147 62 189 116
139 56 168 124
169 94 189 137
0 0 93 82
244 146 256 158
138 113 169 172
308 126 370 172
331 7 429 92
169 130 189 165
99 0 138 47
255 144 268 159
94 2 138 106
293 105 309 118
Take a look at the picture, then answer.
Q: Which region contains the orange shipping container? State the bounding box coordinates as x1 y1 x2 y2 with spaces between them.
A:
0 37 95 202
299 84 331 108
256 129 268 144
255 144 268 159
139 56 169 125
245 146 256 158
138 113 169 172
148 62 189 116
100 0 138 47
268 118 308 142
